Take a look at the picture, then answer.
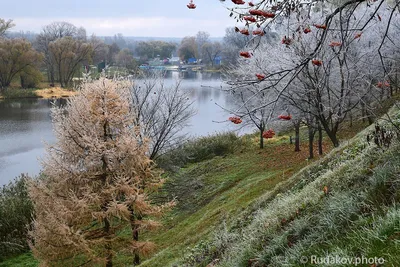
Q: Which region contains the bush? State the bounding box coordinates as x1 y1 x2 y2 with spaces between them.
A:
0 88 38 99
20 68 43 89
156 132 241 171
0 174 33 260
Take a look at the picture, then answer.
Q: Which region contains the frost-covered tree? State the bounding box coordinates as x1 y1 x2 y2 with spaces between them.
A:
29 78 173 267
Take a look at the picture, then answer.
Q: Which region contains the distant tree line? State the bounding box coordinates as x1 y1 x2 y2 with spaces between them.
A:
0 17 262 91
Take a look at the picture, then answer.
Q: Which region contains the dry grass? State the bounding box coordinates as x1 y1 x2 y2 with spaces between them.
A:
34 87 77 99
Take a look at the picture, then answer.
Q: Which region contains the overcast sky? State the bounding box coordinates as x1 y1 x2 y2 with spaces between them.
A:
3 0 235 37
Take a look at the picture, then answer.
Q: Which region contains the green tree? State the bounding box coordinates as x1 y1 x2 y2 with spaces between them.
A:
135 41 177 60
0 38 43 89
178 36 197 61
115 48 138 70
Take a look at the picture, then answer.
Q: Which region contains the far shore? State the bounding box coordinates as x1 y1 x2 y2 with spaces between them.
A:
0 87 78 100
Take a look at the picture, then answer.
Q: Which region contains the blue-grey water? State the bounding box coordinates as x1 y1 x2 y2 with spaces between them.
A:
0 72 247 185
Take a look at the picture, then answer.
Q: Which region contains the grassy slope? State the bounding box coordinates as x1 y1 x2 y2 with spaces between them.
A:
173 113 400 267
2 117 398 266
138 134 337 266
140 118 400 266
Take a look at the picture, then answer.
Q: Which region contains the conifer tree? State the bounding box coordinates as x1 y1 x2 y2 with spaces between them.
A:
29 78 173 267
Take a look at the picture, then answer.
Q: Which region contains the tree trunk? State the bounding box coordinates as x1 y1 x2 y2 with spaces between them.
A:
361 102 366 123
133 227 140 265
325 129 339 147
349 110 353 127
259 128 264 149
102 121 113 267
365 109 374 125
20 75 25 89
105 218 113 267
318 124 323 155
308 126 314 159
131 213 142 266
295 122 300 152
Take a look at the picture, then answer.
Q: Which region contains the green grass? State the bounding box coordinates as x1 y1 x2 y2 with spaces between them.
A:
139 134 333 267
0 253 38 267
0 88 40 99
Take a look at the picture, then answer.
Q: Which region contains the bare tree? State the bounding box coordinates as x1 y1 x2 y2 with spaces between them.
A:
35 22 81 86
202 42 222 67
220 0 400 126
0 18 14 37
29 78 173 267
196 31 210 60
49 37 92 88
129 74 196 159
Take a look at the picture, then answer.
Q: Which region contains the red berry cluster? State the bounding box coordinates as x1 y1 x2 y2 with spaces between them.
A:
232 0 246 4
229 117 243 124
278 114 292 120
377 81 390 88
240 51 252 58
262 129 275 139
312 59 322 66
256 73 265 80
249 9 276 18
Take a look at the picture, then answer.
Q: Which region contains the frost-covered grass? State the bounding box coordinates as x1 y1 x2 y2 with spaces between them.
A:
176 111 400 267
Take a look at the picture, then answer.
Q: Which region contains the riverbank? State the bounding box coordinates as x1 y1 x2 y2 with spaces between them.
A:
0 87 77 100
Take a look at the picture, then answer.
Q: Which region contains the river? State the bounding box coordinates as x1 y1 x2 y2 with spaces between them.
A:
0 72 248 185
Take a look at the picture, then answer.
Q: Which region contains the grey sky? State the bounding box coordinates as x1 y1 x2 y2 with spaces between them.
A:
3 0 235 37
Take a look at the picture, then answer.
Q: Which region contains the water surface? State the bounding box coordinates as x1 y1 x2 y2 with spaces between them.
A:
0 73 248 185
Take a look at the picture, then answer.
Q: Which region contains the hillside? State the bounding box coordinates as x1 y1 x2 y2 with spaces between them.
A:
139 112 400 266
1 111 399 267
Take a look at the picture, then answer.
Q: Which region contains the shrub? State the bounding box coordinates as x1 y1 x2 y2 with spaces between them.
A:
20 68 43 89
156 132 241 172
0 174 33 260
0 88 38 99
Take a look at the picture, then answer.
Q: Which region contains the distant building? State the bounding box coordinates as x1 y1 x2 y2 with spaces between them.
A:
214 56 222 66
169 57 181 65
187 57 197 64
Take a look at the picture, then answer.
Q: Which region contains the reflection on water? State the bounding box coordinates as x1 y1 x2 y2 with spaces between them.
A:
0 98 63 185
0 72 247 185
